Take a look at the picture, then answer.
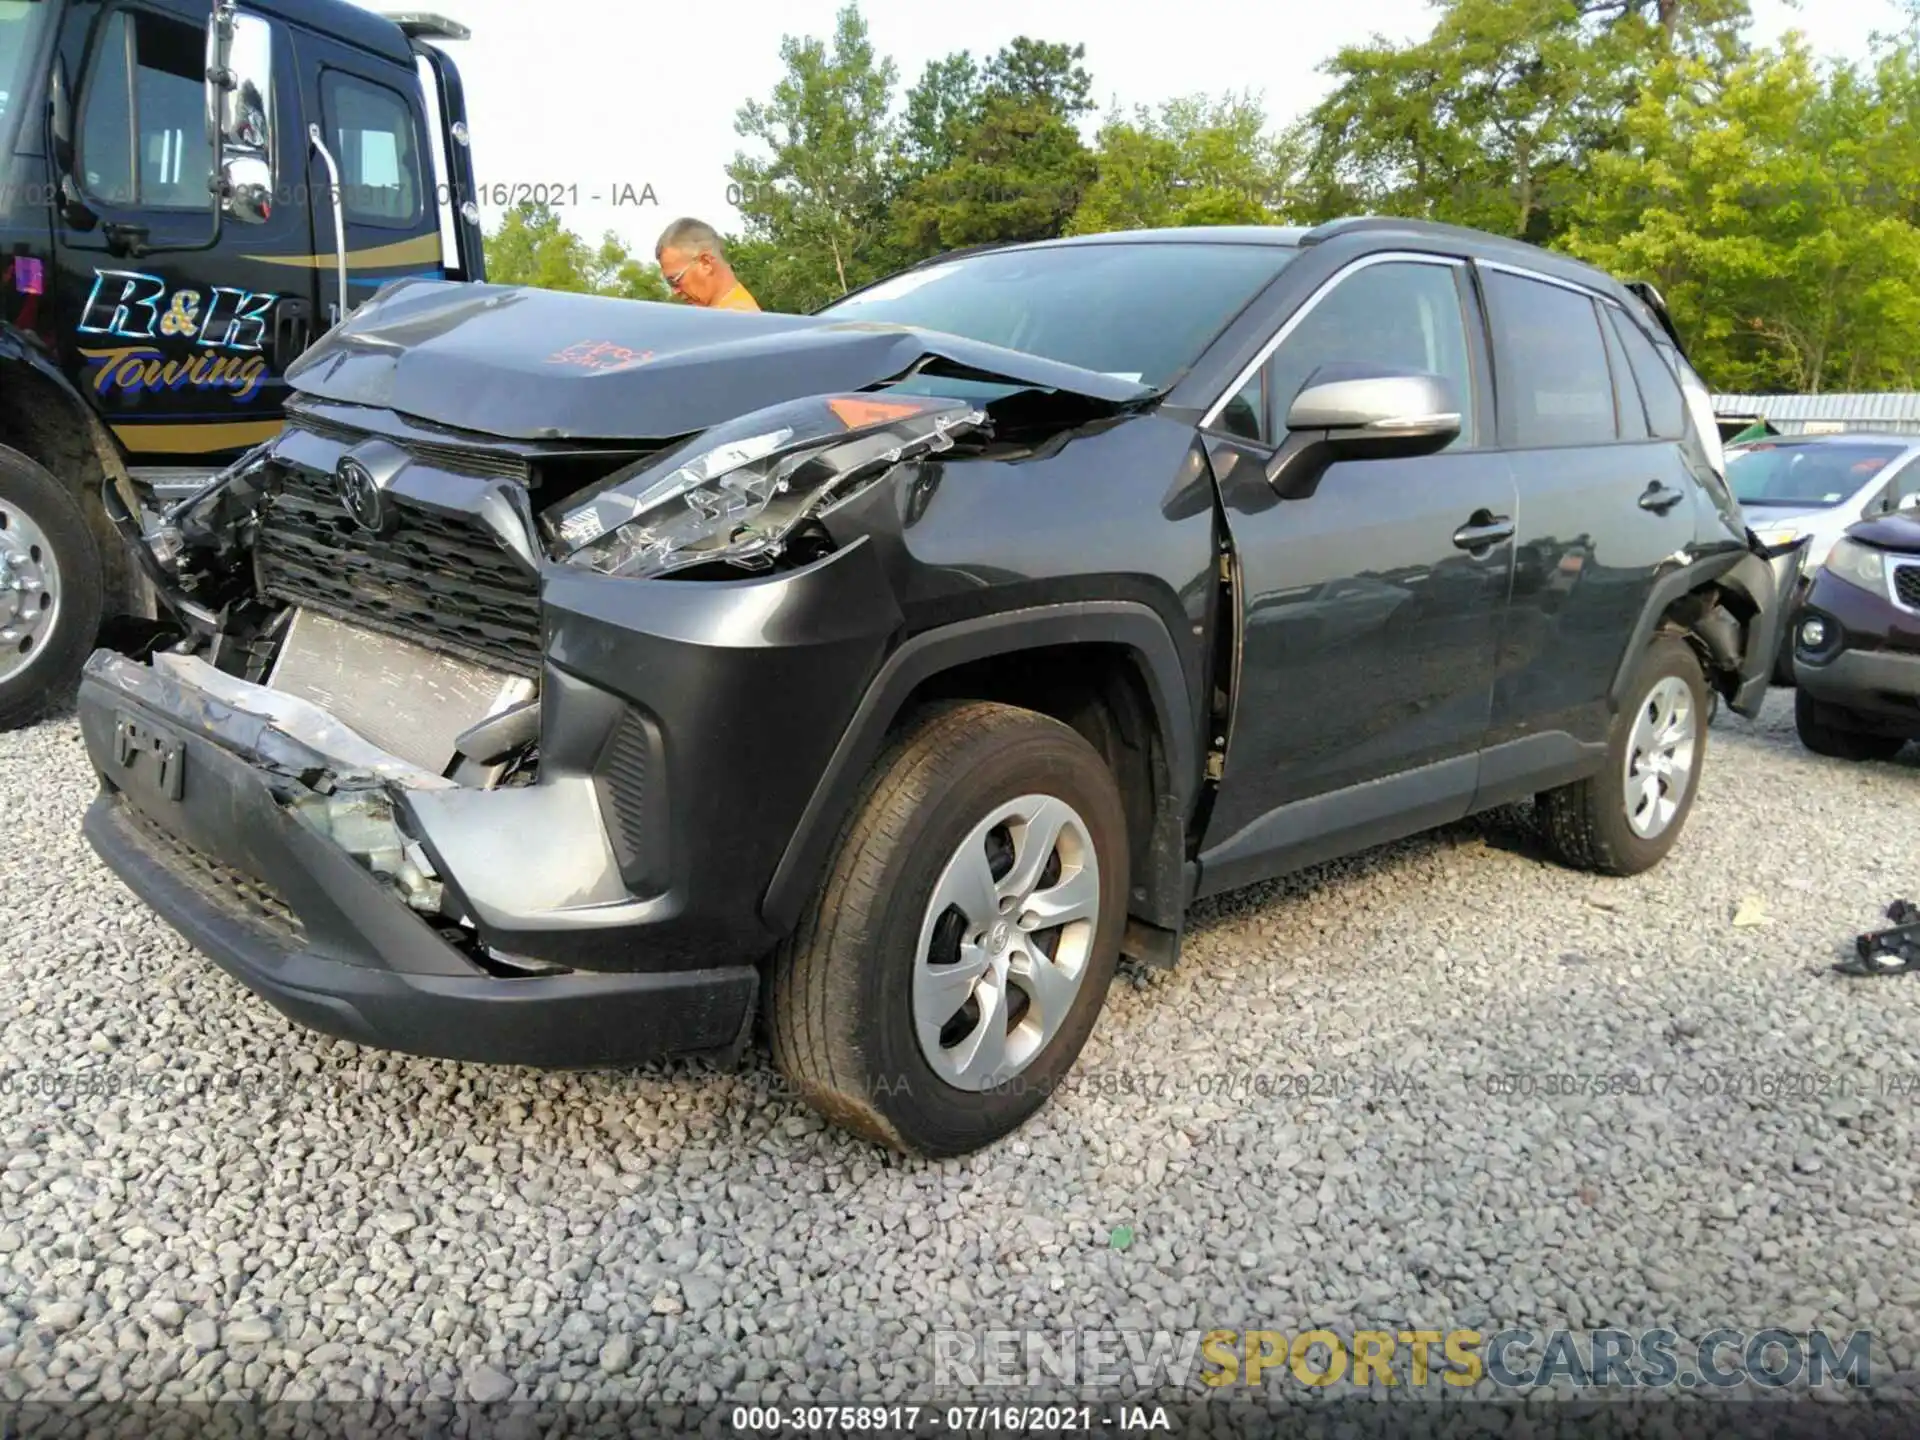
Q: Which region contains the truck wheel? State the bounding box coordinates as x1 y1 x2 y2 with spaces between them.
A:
0 445 103 730
1794 690 1906 763
770 701 1129 1158
1538 634 1707 876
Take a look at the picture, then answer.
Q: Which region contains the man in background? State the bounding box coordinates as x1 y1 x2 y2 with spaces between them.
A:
655 218 760 311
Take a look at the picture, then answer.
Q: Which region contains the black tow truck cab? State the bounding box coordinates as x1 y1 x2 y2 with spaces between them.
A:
0 0 482 726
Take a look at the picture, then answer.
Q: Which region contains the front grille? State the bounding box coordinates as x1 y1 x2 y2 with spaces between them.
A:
255 464 542 676
1895 563 1920 610
113 800 305 943
289 412 530 483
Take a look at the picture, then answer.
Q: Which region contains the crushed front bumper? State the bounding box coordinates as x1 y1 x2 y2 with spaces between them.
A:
76 650 758 1068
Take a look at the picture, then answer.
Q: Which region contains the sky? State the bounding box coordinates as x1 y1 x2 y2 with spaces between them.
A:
409 0 1915 258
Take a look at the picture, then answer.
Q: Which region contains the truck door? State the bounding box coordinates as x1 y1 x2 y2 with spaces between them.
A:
48 0 319 473
285 23 445 330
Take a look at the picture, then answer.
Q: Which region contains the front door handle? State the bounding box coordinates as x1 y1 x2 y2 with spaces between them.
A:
1639 481 1686 515
1453 512 1515 551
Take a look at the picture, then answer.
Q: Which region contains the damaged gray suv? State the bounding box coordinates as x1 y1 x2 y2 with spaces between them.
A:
82 218 1800 1156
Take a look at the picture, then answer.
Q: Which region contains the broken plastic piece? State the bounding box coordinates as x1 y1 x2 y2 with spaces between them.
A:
1834 900 1920 977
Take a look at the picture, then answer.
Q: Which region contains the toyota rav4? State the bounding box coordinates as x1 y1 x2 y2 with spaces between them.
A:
78 218 1800 1156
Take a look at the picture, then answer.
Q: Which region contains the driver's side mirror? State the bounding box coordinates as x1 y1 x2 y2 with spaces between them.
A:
1265 365 1463 497
1898 492 1920 514
208 8 275 223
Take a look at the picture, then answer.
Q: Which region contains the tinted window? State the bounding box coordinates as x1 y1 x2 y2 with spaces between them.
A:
322 71 422 225
818 243 1295 391
81 8 215 209
1217 371 1264 443
1608 309 1687 439
1598 305 1649 441
1483 271 1615 447
1263 260 1476 447
0 0 51 137
1727 442 1907 508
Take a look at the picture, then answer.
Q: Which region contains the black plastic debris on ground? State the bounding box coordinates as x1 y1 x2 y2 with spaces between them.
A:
1836 899 1920 976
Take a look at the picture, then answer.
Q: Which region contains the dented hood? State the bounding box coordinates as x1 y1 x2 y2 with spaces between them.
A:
285 278 1153 442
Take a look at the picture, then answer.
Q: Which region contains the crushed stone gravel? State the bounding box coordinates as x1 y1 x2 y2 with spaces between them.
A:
1 692 1916 1424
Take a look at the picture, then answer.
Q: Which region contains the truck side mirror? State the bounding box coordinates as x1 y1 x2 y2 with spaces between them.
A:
1899 492 1920 514
211 10 275 224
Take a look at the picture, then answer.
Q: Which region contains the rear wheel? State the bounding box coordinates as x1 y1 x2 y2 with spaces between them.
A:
0 445 103 730
769 701 1129 1157
1795 690 1907 763
1538 634 1708 876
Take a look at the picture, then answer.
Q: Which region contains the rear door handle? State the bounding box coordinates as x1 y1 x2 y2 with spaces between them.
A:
1453 512 1515 551
1639 481 1686 515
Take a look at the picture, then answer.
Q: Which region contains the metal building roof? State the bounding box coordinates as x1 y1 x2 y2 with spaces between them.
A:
1712 393 1920 436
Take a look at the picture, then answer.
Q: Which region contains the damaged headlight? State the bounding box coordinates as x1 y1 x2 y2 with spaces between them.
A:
553 393 988 578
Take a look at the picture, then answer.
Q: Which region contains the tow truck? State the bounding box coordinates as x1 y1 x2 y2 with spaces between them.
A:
0 0 483 728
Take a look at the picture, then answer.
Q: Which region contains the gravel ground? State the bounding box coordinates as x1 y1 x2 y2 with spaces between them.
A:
1 690 1917 1421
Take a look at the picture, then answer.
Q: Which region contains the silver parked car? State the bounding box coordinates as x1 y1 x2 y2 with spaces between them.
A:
1726 433 1920 680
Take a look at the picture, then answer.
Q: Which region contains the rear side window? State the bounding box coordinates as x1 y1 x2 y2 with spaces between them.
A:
1482 271 1615 448
1597 305 1649 441
1607 309 1688 440
320 71 422 226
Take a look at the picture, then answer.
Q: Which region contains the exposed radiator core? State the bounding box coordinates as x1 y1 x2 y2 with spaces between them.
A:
267 609 536 776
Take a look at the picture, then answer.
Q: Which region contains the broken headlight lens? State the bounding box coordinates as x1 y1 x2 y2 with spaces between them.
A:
554 394 988 578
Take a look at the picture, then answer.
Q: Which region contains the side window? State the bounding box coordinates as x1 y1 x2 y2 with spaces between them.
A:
1598 304 1650 441
1216 371 1264 443
320 71 422 226
80 7 216 209
1609 310 1688 440
1481 270 1616 448
1263 261 1477 448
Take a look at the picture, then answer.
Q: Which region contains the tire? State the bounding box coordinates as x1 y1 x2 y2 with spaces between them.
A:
0 444 104 731
1794 689 1907 763
1538 633 1708 876
769 701 1130 1158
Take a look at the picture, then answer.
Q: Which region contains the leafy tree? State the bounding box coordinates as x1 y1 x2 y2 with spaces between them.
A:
890 37 1099 256
728 4 900 305
900 52 983 181
484 202 666 300
1562 37 1920 391
1069 95 1297 234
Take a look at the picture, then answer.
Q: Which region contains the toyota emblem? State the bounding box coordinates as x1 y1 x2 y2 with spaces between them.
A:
333 458 391 534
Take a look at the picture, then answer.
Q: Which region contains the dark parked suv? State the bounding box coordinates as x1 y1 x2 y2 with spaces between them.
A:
79 217 1798 1155
1792 506 1920 761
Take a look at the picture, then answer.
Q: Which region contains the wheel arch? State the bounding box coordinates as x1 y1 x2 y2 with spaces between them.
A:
0 327 140 611
1609 546 1800 721
760 603 1201 956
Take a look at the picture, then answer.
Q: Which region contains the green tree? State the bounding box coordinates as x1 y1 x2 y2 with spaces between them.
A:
1563 37 1920 391
1069 94 1297 234
728 4 900 307
890 37 1099 256
484 201 666 300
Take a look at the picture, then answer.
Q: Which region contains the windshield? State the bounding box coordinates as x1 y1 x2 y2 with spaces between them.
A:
817 241 1296 391
0 1 48 141
1726 441 1905 508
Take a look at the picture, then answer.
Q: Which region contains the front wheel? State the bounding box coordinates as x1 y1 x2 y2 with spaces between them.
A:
1537 633 1708 876
769 701 1129 1157
0 445 104 730
1795 690 1908 762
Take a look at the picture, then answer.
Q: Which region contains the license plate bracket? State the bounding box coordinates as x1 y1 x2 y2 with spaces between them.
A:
114 714 185 801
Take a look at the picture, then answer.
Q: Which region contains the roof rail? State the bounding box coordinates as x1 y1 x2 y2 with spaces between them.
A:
1298 215 1510 248
381 12 472 41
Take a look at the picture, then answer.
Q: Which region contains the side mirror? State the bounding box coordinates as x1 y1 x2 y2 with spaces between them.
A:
1899 492 1920 514
1265 365 1463 496
212 11 275 224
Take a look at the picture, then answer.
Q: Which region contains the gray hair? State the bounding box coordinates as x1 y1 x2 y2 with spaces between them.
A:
656 217 726 260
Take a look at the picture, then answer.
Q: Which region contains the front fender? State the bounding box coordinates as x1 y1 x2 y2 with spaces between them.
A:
1723 537 1811 718
0 321 136 512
